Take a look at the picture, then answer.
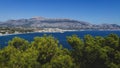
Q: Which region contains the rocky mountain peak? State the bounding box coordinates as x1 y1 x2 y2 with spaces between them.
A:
30 16 46 20
0 17 120 30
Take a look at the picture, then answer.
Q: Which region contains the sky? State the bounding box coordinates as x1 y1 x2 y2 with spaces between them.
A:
0 0 120 25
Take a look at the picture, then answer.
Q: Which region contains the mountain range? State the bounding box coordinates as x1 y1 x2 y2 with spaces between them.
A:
0 17 120 30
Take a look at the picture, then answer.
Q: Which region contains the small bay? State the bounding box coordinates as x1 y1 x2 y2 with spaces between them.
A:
0 31 120 49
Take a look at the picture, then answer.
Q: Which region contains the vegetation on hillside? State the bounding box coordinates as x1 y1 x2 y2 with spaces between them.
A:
0 34 120 68
0 27 34 34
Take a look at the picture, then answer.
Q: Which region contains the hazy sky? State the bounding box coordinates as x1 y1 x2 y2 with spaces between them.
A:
0 0 120 24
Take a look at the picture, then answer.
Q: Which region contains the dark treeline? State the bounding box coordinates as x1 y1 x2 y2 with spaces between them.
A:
0 34 120 68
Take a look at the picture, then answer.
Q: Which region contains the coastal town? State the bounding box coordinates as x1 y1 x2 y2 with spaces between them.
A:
0 26 120 36
0 17 120 35
0 27 33 35
0 27 77 36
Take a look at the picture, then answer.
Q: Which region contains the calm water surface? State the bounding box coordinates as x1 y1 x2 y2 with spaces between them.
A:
0 31 120 49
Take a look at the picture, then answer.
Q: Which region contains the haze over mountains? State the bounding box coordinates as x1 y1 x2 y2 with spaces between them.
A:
0 17 120 30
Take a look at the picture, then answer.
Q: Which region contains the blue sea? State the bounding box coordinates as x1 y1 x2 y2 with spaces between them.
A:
0 31 120 49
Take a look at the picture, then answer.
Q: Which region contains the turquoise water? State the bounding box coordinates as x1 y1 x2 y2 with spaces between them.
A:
0 31 120 49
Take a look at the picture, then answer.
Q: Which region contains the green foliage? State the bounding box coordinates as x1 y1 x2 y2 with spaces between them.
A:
50 54 75 68
0 35 74 68
67 33 120 68
95 36 105 47
67 35 84 67
8 37 29 51
0 34 120 68
32 35 59 64
84 34 95 46
105 34 119 49
0 45 18 67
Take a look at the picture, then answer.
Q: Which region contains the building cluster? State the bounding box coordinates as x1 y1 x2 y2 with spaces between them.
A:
35 28 64 33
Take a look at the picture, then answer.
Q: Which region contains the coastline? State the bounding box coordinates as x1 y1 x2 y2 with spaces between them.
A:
0 30 120 37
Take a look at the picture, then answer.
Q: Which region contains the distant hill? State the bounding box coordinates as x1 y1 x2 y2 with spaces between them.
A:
0 17 120 30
